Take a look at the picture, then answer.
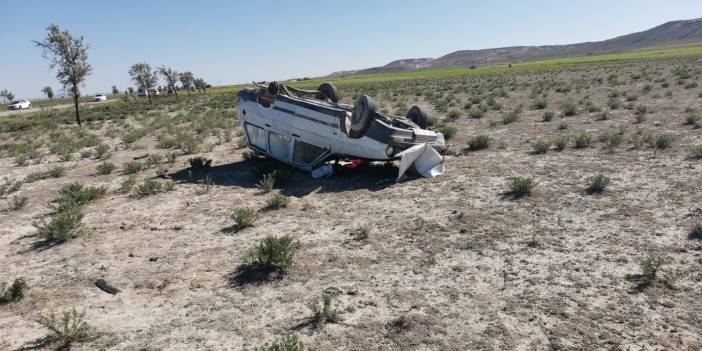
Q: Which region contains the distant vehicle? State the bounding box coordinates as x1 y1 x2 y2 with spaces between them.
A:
149 89 160 96
236 82 446 180
93 94 107 102
137 88 148 97
7 99 31 110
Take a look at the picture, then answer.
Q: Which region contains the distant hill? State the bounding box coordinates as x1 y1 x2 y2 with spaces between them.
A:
329 17 702 76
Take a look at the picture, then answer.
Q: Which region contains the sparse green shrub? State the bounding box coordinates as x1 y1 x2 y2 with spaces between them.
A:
350 224 370 240
505 177 535 198
266 193 289 210
586 174 610 193
608 97 621 110
306 293 341 326
94 143 111 159
437 125 457 140
467 135 490 151
135 179 173 197
9 195 28 211
542 111 555 122
532 140 551 154
557 121 568 130
532 97 547 109
119 176 135 194
0 179 22 196
574 134 592 148
562 101 577 116
652 134 673 149
606 133 623 152
24 165 66 183
53 183 106 212
469 108 484 119
553 136 569 151
238 235 300 273
635 105 648 123
684 113 700 126
502 111 519 124
258 172 276 193
145 154 164 167
230 208 260 229
34 208 84 242
639 256 666 287
690 146 702 159
37 308 98 349
447 109 460 120
96 162 116 175
121 161 143 175
247 334 310 351
0 278 29 304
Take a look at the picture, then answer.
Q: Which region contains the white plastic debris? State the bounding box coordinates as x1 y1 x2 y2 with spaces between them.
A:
396 144 445 181
311 164 335 179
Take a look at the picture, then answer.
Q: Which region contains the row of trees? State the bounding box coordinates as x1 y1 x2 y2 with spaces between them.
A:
127 63 208 103
27 23 210 126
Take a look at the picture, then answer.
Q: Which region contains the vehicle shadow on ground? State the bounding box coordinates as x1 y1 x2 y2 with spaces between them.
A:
168 158 400 196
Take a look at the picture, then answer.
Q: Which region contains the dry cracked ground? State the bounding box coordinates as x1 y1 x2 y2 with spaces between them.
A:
1 58 702 350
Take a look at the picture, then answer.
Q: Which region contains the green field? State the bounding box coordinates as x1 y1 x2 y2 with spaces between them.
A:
208 44 702 94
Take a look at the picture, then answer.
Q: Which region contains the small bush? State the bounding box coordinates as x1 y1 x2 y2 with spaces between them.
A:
53 183 106 212
247 334 310 351
557 121 568 130
684 113 700 126
532 140 551 154
502 111 519 124
562 101 577 116
96 162 116 175
467 135 490 151
121 161 143 175
25 166 66 183
532 97 547 109
469 108 484 119
542 111 555 122
652 134 673 149
688 223 702 240
437 125 457 140
230 208 260 229
606 134 623 152
258 172 276 193
145 154 164 167
447 109 460 120
34 209 84 243
350 224 370 240
37 308 98 349
586 174 610 193
119 176 135 194
0 278 29 304
505 177 535 198
574 134 592 148
639 256 666 287
553 136 569 151
135 179 173 197
94 143 111 159
9 195 28 211
689 146 702 159
634 105 647 123
266 193 289 210
608 97 621 110
0 180 22 196
306 293 341 327
238 235 300 273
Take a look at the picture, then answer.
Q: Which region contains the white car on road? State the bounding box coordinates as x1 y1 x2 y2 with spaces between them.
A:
93 94 107 102
237 82 446 180
7 99 31 110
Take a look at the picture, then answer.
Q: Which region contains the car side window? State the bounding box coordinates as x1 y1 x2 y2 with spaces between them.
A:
292 141 325 165
268 132 290 160
245 123 267 150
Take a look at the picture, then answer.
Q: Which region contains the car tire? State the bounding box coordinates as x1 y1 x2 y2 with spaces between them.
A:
317 83 339 103
407 106 430 129
267 81 280 95
347 95 376 138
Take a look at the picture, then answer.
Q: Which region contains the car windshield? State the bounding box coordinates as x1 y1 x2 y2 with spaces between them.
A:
10 100 21 104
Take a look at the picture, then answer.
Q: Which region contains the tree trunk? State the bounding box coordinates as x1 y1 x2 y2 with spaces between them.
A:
147 91 152 104
186 88 190 96
174 86 178 100
72 84 82 126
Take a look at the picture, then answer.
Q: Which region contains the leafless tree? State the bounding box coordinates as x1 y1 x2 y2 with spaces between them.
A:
128 63 158 103
41 86 54 99
179 71 194 96
112 85 119 96
34 24 92 126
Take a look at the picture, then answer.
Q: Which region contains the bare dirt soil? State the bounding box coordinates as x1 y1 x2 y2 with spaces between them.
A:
1 59 702 350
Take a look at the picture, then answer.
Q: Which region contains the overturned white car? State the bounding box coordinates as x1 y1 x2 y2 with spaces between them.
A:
236 82 446 180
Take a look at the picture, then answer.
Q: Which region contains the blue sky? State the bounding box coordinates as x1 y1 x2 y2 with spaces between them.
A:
2 0 701 98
